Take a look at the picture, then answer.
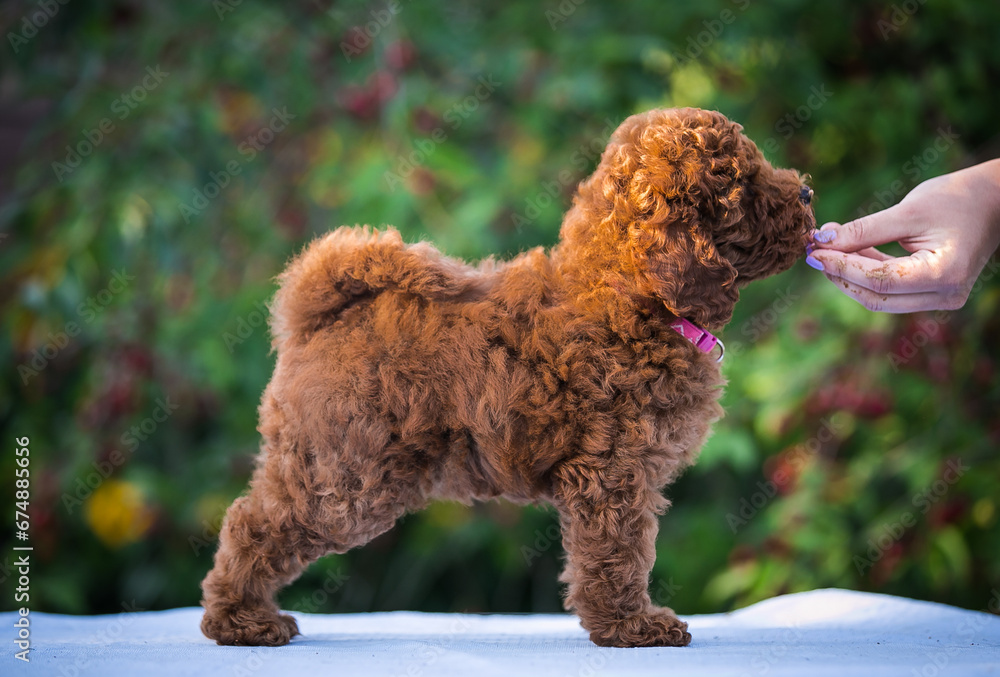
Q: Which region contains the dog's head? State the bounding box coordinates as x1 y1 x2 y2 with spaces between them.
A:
573 107 814 329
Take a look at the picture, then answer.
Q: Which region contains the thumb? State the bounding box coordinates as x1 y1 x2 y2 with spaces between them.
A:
813 205 912 252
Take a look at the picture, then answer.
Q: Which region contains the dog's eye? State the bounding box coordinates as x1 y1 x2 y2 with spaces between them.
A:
799 186 814 205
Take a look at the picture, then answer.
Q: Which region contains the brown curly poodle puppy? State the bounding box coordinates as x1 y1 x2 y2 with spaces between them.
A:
201 107 815 648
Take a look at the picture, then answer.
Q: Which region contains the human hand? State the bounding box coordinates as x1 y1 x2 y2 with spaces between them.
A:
805 159 1000 313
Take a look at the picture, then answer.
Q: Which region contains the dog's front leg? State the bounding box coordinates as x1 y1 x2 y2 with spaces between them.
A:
553 460 691 648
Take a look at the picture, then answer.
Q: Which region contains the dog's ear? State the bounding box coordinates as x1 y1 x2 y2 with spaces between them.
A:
602 109 743 328
630 217 739 329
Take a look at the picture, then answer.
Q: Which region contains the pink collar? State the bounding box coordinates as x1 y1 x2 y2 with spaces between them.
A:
669 317 725 362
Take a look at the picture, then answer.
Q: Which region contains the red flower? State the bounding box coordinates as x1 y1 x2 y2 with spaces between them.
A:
385 39 416 70
339 72 397 121
764 453 800 495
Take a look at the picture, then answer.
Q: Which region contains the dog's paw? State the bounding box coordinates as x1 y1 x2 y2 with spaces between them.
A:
588 610 691 648
201 607 299 646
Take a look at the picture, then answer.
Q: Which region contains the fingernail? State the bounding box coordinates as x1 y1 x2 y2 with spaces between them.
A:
806 255 824 271
806 244 815 255
813 229 836 243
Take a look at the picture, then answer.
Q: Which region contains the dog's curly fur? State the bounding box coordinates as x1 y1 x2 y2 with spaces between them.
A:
200 107 814 648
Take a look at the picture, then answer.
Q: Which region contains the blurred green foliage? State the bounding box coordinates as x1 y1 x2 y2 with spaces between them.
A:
1 0 998 618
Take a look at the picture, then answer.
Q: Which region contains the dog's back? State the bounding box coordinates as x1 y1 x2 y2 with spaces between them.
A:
269 226 494 350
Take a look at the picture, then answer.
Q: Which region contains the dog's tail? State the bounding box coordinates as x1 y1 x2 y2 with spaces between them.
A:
269 226 485 348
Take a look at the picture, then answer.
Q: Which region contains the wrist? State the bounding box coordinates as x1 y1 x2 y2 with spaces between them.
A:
972 159 1000 232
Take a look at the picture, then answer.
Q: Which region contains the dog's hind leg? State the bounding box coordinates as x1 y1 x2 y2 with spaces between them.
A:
553 459 691 648
200 410 426 646
199 483 311 646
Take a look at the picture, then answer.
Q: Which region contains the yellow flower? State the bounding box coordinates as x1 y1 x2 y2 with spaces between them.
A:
85 480 154 548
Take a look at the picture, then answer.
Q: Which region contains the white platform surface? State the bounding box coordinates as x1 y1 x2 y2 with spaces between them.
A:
4 588 999 676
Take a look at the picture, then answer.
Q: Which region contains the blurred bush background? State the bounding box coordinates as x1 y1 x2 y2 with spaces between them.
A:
1 0 999 618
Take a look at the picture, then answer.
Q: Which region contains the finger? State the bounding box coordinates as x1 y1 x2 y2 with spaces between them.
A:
808 249 941 294
812 203 918 252
822 274 947 314
855 247 896 262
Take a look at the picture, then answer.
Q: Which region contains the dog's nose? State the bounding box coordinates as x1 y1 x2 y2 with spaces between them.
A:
799 186 814 205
